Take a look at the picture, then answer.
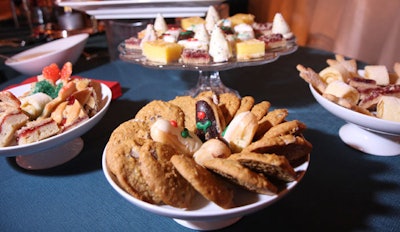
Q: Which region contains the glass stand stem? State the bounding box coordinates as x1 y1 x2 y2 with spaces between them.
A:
185 70 240 97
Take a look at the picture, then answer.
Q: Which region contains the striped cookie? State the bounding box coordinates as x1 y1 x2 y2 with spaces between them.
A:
203 158 277 195
171 154 234 209
229 152 296 182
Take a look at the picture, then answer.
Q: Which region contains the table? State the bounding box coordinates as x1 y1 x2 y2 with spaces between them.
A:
0 46 399 232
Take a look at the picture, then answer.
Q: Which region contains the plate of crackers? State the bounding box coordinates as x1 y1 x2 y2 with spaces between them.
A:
103 91 312 230
297 55 400 156
0 63 112 169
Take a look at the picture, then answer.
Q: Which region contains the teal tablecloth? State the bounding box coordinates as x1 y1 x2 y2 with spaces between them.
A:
0 47 399 231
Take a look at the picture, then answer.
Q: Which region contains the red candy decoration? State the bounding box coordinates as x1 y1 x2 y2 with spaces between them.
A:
170 120 178 127
197 111 206 120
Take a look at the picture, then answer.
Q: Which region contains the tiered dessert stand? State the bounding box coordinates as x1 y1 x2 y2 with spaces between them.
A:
119 38 298 97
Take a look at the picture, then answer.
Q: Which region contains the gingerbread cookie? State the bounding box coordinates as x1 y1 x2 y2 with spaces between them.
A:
105 119 161 204
203 158 278 195
135 100 185 127
229 152 296 182
138 140 196 208
171 154 235 209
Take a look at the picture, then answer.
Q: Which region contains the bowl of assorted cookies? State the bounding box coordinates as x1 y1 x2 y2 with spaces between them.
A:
103 92 312 230
0 62 112 169
297 55 400 156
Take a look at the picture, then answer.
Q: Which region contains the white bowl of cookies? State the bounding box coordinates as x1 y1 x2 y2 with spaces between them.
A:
0 62 112 169
103 92 311 230
297 55 400 156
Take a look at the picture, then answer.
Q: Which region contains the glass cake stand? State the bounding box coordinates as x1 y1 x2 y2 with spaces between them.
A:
118 39 297 97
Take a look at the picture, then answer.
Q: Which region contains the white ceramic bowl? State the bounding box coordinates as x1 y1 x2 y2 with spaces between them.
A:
103 150 309 230
309 84 400 156
0 82 112 169
5 33 89 76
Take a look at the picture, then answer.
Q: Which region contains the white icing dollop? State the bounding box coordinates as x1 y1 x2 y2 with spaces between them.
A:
209 26 232 62
205 6 220 33
234 23 255 41
140 24 157 48
193 24 209 43
162 28 181 43
154 13 168 36
271 13 293 39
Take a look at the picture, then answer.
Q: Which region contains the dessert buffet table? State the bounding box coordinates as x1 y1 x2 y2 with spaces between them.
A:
1 46 400 231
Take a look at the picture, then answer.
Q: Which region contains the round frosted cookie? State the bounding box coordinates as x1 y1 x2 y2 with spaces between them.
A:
105 119 161 204
135 100 185 127
229 152 296 182
171 154 235 209
203 158 278 195
138 140 196 208
168 95 197 132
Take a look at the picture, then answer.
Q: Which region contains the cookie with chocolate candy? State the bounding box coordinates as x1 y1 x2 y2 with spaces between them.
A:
195 97 226 141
